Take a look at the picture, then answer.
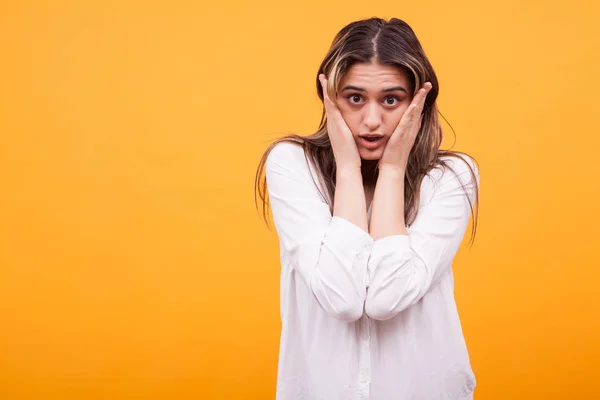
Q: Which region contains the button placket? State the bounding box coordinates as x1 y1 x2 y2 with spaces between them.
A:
356 243 373 399
363 243 372 287
359 316 372 399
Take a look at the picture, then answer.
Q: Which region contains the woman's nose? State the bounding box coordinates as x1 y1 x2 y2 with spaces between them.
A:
363 102 382 130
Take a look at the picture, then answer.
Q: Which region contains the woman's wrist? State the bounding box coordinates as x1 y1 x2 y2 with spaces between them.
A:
336 164 363 179
377 164 406 180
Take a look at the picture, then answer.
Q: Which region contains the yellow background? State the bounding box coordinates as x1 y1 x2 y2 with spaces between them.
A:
1 1 598 399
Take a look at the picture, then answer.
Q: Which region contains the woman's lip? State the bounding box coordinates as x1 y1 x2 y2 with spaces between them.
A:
358 136 384 150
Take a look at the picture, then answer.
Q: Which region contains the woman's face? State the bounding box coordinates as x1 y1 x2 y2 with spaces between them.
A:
335 62 413 160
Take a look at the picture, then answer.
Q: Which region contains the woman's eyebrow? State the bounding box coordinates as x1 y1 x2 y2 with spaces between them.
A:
340 85 408 94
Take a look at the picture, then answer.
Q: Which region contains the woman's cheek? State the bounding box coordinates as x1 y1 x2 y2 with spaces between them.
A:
339 108 357 127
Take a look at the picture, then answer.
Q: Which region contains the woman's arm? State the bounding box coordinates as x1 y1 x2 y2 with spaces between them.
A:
368 165 408 240
334 166 370 232
365 157 479 320
266 142 374 322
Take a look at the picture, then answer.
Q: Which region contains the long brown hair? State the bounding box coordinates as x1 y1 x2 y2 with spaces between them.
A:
254 17 480 245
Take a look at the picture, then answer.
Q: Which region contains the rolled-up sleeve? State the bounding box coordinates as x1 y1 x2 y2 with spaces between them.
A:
265 143 374 322
365 156 480 321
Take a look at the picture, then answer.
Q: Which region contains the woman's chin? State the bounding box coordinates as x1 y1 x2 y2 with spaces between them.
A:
359 148 382 160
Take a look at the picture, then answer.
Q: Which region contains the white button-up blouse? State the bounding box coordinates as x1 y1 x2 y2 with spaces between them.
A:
265 141 479 400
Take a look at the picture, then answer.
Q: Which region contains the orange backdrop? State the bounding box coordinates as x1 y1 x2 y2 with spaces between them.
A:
1 1 599 399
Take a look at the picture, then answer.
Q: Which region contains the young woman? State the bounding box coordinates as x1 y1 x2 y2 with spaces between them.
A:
255 17 480 400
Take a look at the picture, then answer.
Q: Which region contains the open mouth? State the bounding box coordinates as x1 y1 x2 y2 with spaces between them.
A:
358 136 384 149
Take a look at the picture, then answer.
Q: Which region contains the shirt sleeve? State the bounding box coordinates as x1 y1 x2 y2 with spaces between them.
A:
265 142 375 322
364 156 480 321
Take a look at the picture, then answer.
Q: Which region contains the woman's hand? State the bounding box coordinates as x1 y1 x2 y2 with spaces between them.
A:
378 82 433 172
318 74 362 171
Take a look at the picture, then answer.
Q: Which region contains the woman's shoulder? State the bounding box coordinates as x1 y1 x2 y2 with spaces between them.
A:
267 141 306 163
430 154 480 185
265 141 315 181
418 154 479 205
264 141 329 202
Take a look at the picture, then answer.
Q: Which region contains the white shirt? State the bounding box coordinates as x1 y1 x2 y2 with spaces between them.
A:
265 141 479 400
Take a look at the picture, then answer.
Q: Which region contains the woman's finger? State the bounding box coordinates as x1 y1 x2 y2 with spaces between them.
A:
402 104 420 127
319 75 348 129
407 82 432 117
319 75 333 104
319 75 340 111
402 82 432 130
391 101 422 141
412 82 432 112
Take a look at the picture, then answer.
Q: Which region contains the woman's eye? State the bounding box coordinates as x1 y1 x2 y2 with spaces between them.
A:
348 94 362 104
384 96 399 106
